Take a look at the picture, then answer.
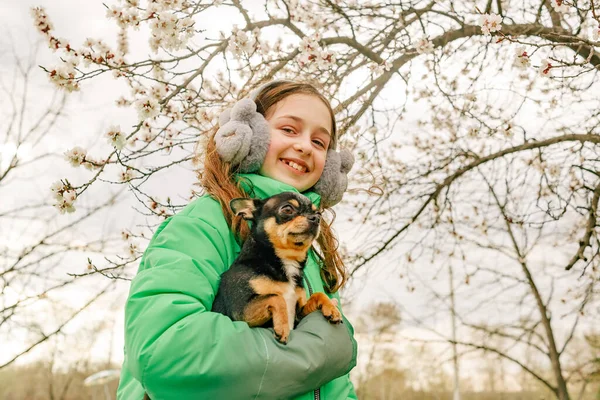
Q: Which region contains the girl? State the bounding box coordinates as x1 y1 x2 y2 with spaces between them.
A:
116 81 358 399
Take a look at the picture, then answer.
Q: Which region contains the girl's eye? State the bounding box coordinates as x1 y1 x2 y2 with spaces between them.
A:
281 127 296 134
280 204 294 214
312 139 326 148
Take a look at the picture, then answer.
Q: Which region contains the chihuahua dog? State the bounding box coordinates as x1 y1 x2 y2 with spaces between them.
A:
142 193 342 399
212 191 342 344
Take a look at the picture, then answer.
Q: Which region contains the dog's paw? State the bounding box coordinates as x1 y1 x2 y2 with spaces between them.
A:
273 326 290 344
321 302 343 324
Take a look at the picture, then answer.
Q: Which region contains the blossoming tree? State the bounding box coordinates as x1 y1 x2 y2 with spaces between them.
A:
0 45 125 369
31 0 600 397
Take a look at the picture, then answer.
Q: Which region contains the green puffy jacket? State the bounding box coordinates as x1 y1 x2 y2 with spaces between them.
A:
116 173 358 400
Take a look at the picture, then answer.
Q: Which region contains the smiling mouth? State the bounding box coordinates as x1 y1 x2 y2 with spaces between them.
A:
280 158 309 173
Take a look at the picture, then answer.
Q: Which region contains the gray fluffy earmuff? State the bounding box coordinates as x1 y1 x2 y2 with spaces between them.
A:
215 98 271 173
214 81 354 208
313 148 354 208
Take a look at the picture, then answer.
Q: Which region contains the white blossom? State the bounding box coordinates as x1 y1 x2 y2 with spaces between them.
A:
298 51 313 66
464 93 477 102
151 11 177 35
300 33 321 51
31 7 53 36
287 0 325 29
349 125 361 135
106 5 140 28
297 9 325 30
64 54 82 68
106 5 125 27
50 181 77 214
228 27 256 57
480 13 503 35
151 64 166 80
48 63 79 92
258 38 271 54
514 46 531 69
162 0 185 9
498 126 512 137
415 38 434 54
54 199 76 214
106 125 127 149
116 96 131 107
196 109 214 125
549 0 569 13
64 146 87 167
296 34 335 69
126 242 139 258
150 83 169 99
120 168 135 182
135 97 160 121
515 56 531 69
50 180 66 200
593 27 600 41
539 59 552 77
148 12 194 52
121 229 130 241
126 9 141 28
369 60 393 75
62 189 77 204
145 2 162 18
369 63 385 75
165 127 179 139
127 135 139 147
83 37 95 48
140 128 156 143
316 50 336 68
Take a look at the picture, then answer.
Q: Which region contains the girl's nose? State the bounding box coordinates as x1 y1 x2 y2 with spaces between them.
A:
292 137 312 155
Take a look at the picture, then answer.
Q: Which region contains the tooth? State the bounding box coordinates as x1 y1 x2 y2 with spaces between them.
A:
284 160 306 172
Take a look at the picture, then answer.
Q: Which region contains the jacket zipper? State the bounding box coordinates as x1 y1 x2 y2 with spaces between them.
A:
303 274 321 400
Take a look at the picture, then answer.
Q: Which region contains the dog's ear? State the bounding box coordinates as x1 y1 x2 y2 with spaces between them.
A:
230 198 262 220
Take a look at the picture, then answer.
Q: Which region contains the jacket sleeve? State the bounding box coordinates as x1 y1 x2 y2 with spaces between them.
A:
123 212 355 400
329 291 360 399
347 382 359 399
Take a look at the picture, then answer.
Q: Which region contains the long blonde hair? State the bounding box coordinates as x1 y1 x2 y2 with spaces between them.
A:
196 81 347 293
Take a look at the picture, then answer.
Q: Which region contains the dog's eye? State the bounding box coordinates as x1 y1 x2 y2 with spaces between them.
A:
280 205 295 215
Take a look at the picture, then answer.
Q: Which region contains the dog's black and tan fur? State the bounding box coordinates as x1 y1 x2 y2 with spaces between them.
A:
212 191 342 344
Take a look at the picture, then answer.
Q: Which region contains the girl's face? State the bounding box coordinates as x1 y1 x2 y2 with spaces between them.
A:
259 94 333 192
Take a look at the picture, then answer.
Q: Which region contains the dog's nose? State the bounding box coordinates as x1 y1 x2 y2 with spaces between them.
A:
307 214 320 224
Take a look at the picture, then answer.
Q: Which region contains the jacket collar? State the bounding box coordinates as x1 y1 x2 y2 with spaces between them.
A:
237 173 321 208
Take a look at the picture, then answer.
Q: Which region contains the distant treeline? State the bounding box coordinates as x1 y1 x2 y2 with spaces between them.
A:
357 392 564 400
0 361 120 400
2 361 599 400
